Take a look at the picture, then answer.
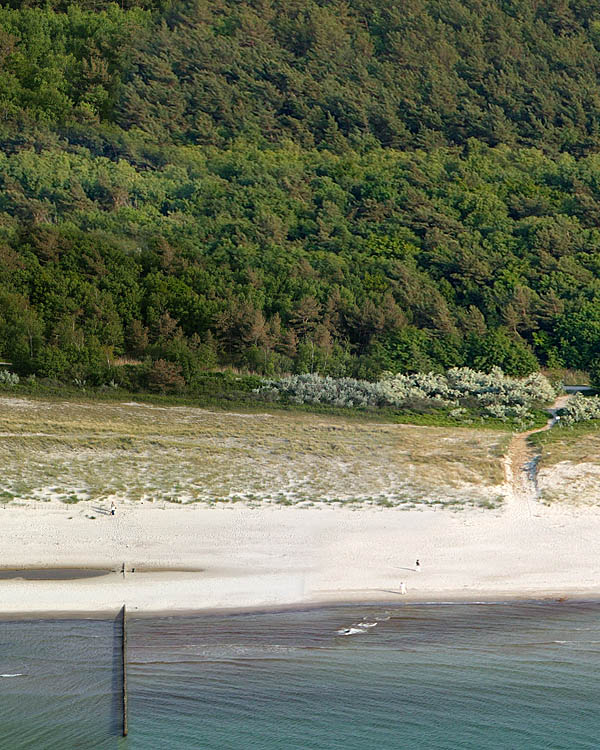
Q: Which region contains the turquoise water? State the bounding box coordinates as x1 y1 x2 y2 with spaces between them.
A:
1 602 600 748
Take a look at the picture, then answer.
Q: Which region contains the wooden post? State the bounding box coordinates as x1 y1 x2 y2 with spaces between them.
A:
122 604 128 737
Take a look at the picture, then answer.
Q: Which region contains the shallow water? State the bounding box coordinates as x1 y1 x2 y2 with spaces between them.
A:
0 568 112 580
1 602 600 749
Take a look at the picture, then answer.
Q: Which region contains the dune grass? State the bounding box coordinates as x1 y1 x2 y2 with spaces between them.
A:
530 423 600 505
0 395 510 509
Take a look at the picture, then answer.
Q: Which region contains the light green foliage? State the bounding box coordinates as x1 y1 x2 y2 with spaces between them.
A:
0 370 19 385
558 393 600 424
260 368 557 425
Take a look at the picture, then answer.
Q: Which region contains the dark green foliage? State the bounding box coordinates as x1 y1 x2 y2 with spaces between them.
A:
6 0 600 155
2 0 600 385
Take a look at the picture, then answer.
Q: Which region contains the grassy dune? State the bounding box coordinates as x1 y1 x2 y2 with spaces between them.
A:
532 425 600 506
0 396 510 509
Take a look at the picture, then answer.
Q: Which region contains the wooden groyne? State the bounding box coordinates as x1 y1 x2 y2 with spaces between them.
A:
122 604 128 737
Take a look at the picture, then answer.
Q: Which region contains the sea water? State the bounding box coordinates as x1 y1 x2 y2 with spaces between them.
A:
1 602 599 749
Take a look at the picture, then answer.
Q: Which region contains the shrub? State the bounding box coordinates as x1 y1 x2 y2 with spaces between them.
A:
559 393 600 424
259 367 558 422
0 370 19 386
259 374 389 408
147 359 185 393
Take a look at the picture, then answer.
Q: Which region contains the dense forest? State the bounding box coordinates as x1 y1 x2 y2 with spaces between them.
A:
2 0 600 389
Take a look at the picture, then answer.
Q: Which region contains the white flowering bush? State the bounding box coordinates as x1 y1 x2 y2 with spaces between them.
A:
259 367 558 422
0 370 19 386
558 393 600 424
259 374 389 408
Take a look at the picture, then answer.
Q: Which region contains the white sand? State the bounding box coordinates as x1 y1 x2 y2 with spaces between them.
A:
1 497 599 614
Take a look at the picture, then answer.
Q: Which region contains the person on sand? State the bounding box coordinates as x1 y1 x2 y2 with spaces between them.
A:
399 582 407 595
415 559 421 572
110 501 116 516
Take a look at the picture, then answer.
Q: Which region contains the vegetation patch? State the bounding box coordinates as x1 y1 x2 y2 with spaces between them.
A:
555 393 600 425
260 368 557 427
4 4 600 387
530 421 600 505
0 395 511 510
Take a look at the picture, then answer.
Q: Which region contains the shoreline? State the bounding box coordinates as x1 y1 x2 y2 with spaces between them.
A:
1 499 600 617
2 593 600 622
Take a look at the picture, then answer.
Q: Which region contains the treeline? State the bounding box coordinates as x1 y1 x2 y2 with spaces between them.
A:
3 140 600 383
2 1 600 386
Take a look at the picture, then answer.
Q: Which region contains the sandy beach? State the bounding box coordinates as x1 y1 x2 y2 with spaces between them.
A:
1 394 599 615
1 496 600 614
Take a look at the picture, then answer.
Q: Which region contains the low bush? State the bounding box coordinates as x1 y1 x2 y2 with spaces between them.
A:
559 393 600 425
259 367 558 424
0 370 19 386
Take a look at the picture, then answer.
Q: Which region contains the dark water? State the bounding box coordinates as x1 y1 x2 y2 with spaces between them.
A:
0 568 112 580
1 602 600 749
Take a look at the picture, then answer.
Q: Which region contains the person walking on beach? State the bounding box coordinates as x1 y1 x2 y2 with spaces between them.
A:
415 559 421 572
399 582 407 595
110 501 116 516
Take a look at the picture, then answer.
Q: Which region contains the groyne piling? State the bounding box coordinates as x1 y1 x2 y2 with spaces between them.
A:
122 605 128 737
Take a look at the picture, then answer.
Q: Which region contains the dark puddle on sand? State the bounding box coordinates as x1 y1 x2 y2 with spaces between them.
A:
0 567 205 579
0 568 113 580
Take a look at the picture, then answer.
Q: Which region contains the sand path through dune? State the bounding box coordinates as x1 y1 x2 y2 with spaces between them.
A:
504 394 570 516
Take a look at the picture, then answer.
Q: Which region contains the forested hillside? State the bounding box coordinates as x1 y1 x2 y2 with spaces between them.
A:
2 0 600 388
